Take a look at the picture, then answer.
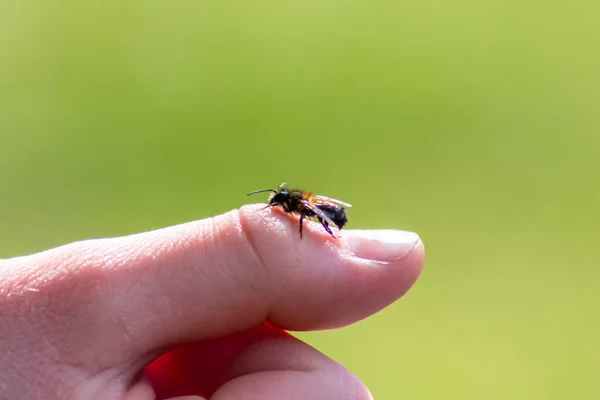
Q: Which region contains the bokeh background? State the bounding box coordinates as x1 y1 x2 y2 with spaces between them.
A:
1 1 599 399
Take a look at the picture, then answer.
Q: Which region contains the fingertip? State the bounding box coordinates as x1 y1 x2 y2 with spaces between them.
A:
240 207 425 269
340 229 423 263
236 210 426 331
340 230 425 310
338 230 425 297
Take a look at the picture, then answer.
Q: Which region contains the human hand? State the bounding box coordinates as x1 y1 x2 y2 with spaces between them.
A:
0 205 424 400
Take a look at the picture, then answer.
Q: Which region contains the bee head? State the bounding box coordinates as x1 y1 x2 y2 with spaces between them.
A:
269 188 289 205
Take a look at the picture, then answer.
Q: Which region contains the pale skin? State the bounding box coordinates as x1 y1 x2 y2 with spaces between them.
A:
0 205 425 400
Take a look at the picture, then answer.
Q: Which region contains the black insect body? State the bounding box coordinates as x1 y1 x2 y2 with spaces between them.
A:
247 182 351 238
316 202 348 231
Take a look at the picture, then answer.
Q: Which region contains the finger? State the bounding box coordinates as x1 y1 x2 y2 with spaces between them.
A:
7 205 423 365
146 323 372 400
146 323 289 398
166 397 204 400
212 336 372 400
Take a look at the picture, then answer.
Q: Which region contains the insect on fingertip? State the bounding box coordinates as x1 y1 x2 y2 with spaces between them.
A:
246 182 350 239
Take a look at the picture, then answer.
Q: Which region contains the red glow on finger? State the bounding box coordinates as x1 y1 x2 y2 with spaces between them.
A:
145 322 290 399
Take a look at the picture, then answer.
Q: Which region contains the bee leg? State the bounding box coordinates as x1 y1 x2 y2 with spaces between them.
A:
299 213 305 238
318 217 335 238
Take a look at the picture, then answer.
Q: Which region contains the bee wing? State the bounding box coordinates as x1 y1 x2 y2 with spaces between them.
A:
314 195 352 208
301 200 338 227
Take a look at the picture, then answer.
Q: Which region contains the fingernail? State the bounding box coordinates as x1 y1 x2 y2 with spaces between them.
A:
341 229 421 262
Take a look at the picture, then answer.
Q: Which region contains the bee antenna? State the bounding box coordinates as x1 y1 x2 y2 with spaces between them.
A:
247 188 276 196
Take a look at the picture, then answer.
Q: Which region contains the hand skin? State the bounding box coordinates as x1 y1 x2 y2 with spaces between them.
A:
0 205 424 400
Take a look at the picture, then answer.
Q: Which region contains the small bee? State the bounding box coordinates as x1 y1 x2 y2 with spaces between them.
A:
247 182 351 238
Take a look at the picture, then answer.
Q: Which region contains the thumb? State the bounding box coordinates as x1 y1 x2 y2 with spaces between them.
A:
4 205 423 370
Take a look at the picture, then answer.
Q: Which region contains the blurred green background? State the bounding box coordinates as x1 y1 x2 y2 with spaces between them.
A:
1 1 599 398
